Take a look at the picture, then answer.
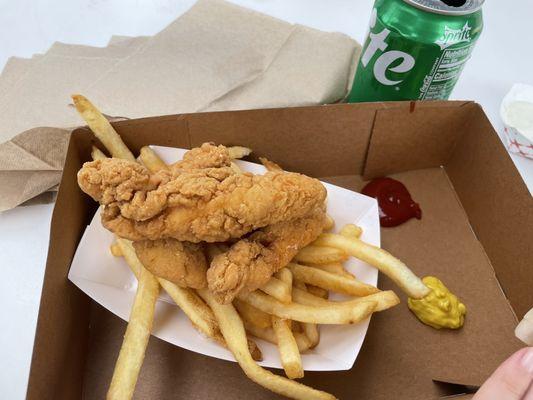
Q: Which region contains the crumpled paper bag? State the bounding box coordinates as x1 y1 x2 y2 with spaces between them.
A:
0 127 70 210
0 0 361 211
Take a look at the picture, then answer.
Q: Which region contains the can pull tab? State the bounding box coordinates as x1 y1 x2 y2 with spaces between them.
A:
441 0 466 7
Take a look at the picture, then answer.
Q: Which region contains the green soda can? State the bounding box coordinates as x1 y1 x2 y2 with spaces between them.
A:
348 0 483 102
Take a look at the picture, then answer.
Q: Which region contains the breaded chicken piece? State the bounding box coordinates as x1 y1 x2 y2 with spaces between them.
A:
77 158 326 243
207 207 327 303
170 142 232 171
132 239 207 289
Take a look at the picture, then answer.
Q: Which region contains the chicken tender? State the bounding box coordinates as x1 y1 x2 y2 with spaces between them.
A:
207 207 327 303
133 239 207 289
171 142 232 171
77 158 326 243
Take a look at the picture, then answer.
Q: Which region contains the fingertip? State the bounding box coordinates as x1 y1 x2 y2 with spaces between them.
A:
518 347 533 374
473 347 533 400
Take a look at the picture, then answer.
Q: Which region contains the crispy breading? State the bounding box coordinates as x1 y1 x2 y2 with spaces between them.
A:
78 158 326 243
171 142 232 171
207 207 327 303
132 239 208 289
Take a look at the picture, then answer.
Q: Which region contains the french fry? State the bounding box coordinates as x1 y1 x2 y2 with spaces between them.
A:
91 145 107 161
289 263 379 297
72 94 135 161
234 299 272 329
228 146 252 159
293 281 320 348
294 245 349 264
306 262 355 279
116 238 263 360
139 146 168 172
110 242 123 257
339 224 362 239
312 234 430 299
260 277 291 304
292 287 329 307
107 264 159 400
324 215 335 231
271 268 302 378
272 316 304 379
239 291 376 325
292 288 400 312
198 289 335 400
259 156 283 171
275 268 293 299
305 284 329 299
244 322 312 353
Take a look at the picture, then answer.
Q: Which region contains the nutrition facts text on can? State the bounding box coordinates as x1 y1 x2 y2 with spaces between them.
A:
420 25 477 100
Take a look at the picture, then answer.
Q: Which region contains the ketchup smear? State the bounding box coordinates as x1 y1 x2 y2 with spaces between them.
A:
361 177 421 227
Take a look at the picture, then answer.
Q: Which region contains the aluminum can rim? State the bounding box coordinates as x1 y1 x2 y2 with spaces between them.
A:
402 0 484 16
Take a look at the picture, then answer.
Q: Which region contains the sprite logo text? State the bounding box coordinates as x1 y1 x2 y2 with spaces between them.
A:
435 22 472 50
360 8 415 86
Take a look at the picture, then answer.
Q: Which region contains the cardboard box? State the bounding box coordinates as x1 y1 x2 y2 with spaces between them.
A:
27 101 532 399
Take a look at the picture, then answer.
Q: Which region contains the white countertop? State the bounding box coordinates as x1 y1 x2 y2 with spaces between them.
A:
0 1 532 398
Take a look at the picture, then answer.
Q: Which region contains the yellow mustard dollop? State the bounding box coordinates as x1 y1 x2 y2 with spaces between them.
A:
408 276 466 329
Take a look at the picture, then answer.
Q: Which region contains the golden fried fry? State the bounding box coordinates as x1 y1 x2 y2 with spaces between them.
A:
292 288 400 312
139 146 168 172
272 316 304 379
107 264 159 400
91 145 107 161
306 262 355 279
244 322 312 353
293 281 320 348
260 277 292 304
239 291 376 324
198 289 335 400
305 284 328 299
259 156 283 171
234 299 272 329
275 268 293 299
340 224 362 239
313 234 430 298
324 215 335 231
110 242 123 257
294 245 348 264
72 94 135 161
289 263 379 297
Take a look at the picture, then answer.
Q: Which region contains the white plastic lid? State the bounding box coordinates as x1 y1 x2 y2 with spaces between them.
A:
500 83 533 143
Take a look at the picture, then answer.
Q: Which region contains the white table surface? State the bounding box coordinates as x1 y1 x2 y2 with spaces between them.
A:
0 0 531 398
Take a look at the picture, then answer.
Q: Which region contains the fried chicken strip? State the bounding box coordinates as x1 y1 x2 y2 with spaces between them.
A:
132 239 208 289
78 158 326 243
170 143 233 171
207 207 327 303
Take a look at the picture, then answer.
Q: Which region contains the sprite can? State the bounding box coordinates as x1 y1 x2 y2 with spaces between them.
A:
348 0 483 102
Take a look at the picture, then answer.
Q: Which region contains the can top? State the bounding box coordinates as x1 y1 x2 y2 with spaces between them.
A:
403 0 484 15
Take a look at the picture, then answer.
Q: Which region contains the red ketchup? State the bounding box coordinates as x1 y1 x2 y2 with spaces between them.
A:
361 178 421 227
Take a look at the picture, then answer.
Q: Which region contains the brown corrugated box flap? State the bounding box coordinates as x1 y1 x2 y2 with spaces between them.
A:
26 132 94 399
446 104 533 319
363 102 472 178
27 101 528 399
